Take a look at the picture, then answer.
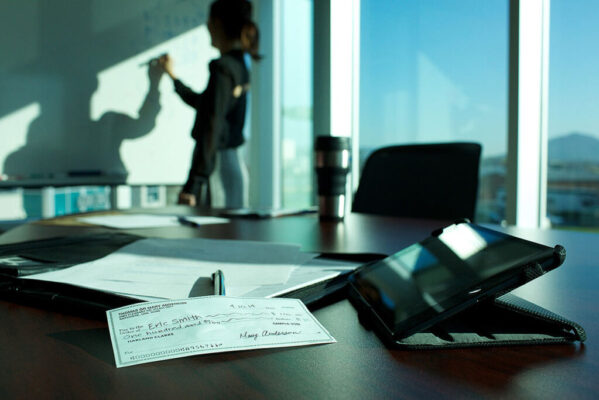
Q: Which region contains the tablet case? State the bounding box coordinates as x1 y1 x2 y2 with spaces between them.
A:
352 272 587 349
349 222 586 349
382 293 586 348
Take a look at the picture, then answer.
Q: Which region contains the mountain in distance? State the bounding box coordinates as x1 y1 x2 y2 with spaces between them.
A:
362 132 599 164
548 132 599 163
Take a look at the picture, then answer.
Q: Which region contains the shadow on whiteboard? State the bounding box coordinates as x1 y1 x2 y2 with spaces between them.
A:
0 0 213 186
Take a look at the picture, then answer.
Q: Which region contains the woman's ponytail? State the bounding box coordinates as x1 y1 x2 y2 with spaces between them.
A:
210 0 262 61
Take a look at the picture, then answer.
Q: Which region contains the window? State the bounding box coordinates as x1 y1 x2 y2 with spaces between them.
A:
280 0 314 209
359 0 509 223
547 0 599 229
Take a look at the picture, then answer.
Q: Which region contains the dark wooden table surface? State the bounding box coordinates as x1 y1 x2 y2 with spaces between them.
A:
0 208 597 399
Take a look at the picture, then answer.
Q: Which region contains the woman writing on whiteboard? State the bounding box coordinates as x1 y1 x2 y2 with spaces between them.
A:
158 0 260 208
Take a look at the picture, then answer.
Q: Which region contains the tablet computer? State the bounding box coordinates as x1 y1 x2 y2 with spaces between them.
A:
347 221 566 345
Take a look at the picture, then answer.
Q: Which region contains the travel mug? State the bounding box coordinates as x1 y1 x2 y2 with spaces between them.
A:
315 136 351 220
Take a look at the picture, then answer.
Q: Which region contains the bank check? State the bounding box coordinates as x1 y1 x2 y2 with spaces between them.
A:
106 296 336 367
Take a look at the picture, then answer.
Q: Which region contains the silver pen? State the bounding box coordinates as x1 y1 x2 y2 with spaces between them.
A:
212 269 225 296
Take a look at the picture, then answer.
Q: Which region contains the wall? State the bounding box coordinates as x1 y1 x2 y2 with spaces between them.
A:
0 0 216 185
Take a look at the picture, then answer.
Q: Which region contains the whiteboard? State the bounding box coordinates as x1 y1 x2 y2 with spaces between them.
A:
0 0 217 185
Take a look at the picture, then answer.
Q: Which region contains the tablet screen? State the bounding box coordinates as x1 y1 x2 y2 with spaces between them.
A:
349 223 556 336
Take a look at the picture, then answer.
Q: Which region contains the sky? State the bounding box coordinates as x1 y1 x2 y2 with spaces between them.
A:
359 0 599 156
548 0 599 138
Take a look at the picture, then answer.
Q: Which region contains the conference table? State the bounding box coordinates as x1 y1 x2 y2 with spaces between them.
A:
0 207 597 399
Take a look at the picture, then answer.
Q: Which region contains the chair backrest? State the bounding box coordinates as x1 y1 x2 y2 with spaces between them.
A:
352 142 482 221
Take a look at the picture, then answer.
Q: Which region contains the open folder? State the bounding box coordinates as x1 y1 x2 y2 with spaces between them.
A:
0 233 384 317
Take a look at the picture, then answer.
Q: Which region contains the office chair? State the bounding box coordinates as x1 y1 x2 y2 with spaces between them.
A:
352 142 482 221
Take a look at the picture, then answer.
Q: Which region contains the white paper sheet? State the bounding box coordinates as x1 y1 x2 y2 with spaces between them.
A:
241 257 361 298
78 214 181 228
78 214 229 229
180 216 230 226
24 238 314 298
107 296 336 367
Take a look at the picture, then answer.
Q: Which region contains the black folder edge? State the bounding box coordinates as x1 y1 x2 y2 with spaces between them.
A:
0 233 386 319
0 276 143 318
280 252 386 309
0 233 145 318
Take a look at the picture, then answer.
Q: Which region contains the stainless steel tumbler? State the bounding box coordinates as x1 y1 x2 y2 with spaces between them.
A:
315 136 351 220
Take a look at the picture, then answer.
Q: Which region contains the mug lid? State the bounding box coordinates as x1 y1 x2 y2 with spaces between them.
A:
315 136 351 151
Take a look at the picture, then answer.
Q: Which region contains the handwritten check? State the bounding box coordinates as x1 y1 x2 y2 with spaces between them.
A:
106 296 336 367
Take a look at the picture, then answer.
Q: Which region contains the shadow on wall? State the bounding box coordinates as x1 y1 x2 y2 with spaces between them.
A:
0 0 207 182
4 66 163 181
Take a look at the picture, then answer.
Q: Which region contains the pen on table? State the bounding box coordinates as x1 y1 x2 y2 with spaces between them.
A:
177 216 201 229
212 269 225 296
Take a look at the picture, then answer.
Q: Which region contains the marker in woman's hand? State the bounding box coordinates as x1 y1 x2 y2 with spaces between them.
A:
139 53 168 67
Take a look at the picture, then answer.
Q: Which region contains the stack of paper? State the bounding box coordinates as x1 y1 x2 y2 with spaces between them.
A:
24 238 360 300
